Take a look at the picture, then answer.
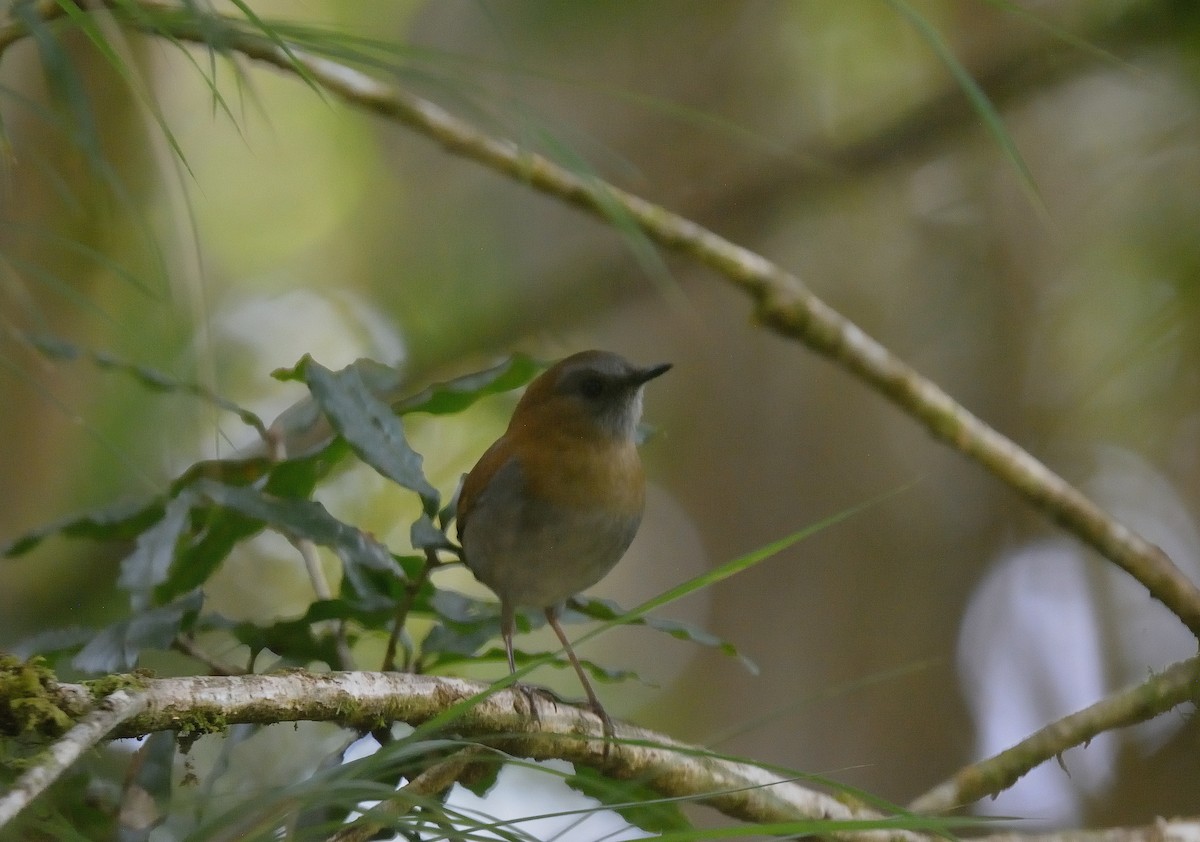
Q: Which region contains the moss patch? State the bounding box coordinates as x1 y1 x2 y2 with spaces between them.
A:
0 655 75 739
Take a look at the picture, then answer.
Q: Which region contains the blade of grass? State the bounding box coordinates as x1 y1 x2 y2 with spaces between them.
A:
575 481 920 648
887 0 1046 218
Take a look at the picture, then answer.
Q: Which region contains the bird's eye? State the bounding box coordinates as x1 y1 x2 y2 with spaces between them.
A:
578 374 605 399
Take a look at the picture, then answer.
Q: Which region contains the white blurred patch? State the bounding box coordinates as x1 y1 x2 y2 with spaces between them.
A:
957 446 1200 826
197 286 407 456
344 736 653 841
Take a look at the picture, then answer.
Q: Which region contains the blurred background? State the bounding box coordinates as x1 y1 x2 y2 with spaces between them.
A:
1 0 1198 830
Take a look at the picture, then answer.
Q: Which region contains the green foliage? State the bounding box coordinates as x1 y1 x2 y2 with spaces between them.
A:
3 348 805 836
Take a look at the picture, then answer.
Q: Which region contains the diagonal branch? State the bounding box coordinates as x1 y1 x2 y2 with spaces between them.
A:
83 0 1200 635
909 654 1200 814
0 688 147 827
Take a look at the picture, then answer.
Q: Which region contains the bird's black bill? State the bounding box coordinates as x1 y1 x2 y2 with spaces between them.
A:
632 362 671 385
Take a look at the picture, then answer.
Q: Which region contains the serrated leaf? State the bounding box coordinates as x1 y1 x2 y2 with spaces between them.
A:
71 590 203 674
438 479 462 530
393 554 429 580
197 599 396 670
422 621 501 659
337 562 404 614
266 355 538 473
262 438 349 497
299 356 440 513
566 766 692 834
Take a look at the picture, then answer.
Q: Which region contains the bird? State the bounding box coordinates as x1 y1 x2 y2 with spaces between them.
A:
456 349 670 746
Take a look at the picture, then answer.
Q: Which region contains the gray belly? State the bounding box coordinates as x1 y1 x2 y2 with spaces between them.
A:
461 459 642 609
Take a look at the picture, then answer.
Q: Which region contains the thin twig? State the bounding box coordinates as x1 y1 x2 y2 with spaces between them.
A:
909 654 1200 814
171 635 246 676
381 548 438 673
0 689 147 827
269 388 355 672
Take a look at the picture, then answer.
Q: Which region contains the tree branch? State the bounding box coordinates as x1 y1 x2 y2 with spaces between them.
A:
4 4 1198 827
0 688 147 827
82 0 1200 639
2 671 919 836
909 654 1200 814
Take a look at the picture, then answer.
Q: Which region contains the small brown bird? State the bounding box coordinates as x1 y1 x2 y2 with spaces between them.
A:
457 350 670 739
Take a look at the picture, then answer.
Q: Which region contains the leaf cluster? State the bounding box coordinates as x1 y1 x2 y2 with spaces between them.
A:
1 340 761 837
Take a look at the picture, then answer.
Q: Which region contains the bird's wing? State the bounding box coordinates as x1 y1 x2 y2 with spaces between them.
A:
456 437 514 540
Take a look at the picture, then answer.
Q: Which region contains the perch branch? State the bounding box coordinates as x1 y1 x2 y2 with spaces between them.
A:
0 671 922 837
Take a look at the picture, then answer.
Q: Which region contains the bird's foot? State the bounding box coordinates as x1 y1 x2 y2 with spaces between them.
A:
512 682 543 726
588 701 615 761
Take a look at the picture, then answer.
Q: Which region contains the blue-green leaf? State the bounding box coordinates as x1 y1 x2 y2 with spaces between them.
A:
298 356 440 513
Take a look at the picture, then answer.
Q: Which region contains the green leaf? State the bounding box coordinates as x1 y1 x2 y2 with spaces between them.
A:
429 647 639 684
2 498 162 558
195 479 400 592
264 355 539 484
410 514 453 551
197 597 405 670
565 486 914 660
428 588 497 624
422 621 500 659
338 562 407 614
566 766 691 834
393 353 542 416
139 479 398 606
262 438 350 497
72 591 204 674
420 589 504 658
9 626 97 663
222 612 349 669
3 455 278 561
568 596 758 675
119 491 194 608
298 356 440 513
154 501 262 604
26 333 266 438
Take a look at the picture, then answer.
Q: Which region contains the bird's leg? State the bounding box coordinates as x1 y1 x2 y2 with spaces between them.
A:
502 603 541 727
545 607 615 758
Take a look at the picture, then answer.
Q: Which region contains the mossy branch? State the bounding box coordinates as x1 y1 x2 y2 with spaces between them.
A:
0 670 918 836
